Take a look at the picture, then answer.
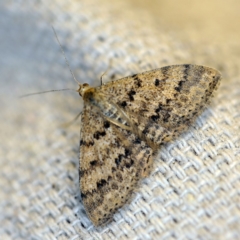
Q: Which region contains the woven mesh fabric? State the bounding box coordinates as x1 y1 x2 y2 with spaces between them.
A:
1 1 240 239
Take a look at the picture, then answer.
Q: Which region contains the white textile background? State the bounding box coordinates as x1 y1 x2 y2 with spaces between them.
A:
0 1 240 239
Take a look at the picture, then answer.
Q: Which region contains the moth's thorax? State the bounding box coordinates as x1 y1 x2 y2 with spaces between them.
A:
77 83 94 97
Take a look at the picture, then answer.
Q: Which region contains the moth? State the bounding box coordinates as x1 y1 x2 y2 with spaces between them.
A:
78 64 221 226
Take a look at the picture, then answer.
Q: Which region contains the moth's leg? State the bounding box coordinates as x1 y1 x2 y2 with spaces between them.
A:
60 111 82 128
100 59 113 85
103 115 132 131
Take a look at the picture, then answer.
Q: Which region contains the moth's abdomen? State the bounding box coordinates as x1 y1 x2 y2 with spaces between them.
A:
88 91 130 127
102 103 129 126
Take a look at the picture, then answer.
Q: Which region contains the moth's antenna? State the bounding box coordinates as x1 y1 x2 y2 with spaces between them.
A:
52 26 81 85
19 88 75 98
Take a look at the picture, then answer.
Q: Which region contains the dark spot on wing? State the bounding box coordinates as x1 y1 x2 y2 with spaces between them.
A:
81 192 87 199
104 121 110 128
151 115 159 122
166 99 171 104
97 179 107 189
134 138 141 144
128 90 136 101
93 131 106 139
120 101 127 107
174 86 180 92
155 103 163 113
134 76 142 87
125 159 134 168
115 154 124 166
161 65 171 80
80 140 94 147
183 64 191 81
125 148 131 157
90 160 98 166
142 127 148 135
79 169 85 177
155 79 160 86
175 80 184 92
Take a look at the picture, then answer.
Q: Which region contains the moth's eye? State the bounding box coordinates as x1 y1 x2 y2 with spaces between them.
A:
83 83 89 87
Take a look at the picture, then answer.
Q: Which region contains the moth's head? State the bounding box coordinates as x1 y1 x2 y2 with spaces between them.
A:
77 83 91 97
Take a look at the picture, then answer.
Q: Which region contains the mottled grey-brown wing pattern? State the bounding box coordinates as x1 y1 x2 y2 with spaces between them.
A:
99 64 221 147
79 104 152 226
79 64 221 226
